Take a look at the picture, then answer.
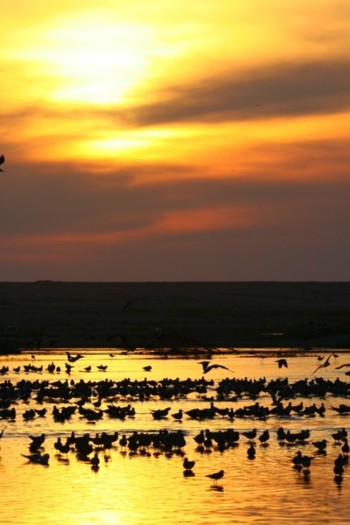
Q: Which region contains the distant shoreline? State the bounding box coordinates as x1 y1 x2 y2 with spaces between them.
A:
1 281 349 353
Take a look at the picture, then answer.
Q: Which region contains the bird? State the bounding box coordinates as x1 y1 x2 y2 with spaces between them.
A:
335 363 350 370
312 439 327 453
206 469 224 485
90 452 100 468
171 409 183 422
258 430 270 445
151 407 171 420
0 154 5 172
242 429 257 441
275 358 288 369
21 452 50 465
247 443 256 460
66 352 84 363
198 361 231 374
183 457 195 470
312 354 333 374
143 366 152 372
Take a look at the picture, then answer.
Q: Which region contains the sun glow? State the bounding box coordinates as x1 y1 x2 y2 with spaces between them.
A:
20 13 156 105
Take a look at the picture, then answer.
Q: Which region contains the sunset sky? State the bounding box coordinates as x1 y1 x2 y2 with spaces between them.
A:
1 1 350 281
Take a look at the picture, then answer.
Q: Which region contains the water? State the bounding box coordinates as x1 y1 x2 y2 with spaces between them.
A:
1 349 350 524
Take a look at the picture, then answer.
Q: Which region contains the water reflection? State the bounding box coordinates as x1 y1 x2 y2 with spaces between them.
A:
0 349 350 524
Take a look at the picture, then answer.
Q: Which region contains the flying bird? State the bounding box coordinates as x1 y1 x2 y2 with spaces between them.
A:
335 363 350 370
198 361 231 374
312 353 333 374
66 352 84 363
275 358 288 369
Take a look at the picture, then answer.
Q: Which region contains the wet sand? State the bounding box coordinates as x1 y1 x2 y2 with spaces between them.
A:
0 281 349 353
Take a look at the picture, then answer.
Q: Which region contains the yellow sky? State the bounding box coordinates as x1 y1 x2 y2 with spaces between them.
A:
1 1 350 280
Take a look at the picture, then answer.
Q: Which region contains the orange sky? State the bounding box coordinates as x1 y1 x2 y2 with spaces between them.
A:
1 1 350 280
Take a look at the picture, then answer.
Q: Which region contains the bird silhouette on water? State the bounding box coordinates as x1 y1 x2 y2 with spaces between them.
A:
206 469 224 485
22 452 50 465
0 154 5 172
183 457 195 476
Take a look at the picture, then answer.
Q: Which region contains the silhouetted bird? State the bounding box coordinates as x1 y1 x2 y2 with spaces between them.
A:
312 354 333 374
247 443 256 460
22 452 49 465
276 359 288 369
171 409 183 422
198 361 230 374
0 154 5 172
259 430 270 445
183 457 195 470
206 469 224 485
66 352 84 363
143 366 152 372
312 439 327 452
335 363 350 370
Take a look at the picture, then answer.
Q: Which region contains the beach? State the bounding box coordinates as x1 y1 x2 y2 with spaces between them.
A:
0 281 349 352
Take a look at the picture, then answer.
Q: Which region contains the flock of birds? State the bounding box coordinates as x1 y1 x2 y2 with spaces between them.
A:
1 350 350 489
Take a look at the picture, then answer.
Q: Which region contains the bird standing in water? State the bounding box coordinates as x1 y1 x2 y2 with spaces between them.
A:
206 469 224 485
0 154 5 172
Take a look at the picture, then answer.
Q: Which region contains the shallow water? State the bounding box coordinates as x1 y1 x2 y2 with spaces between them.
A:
1 349 350 525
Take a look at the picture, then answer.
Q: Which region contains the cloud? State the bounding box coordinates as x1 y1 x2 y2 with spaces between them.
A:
125 58 350 126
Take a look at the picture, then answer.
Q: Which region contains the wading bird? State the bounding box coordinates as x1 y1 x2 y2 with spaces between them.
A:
206 469 224 485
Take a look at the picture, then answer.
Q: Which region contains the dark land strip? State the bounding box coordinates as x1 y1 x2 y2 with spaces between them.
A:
0 281 349 354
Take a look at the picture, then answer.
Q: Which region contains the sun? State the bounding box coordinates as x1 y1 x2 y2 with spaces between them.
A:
29 12 156 105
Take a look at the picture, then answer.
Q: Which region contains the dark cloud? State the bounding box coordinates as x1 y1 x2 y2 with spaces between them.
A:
124 59 350 125
1 138 349 238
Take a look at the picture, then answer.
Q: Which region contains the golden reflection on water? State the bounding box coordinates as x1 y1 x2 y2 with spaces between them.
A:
0 350 350 524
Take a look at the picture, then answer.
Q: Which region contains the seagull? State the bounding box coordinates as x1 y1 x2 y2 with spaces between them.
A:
198 361 231 374
0 154 5 172
312 353 333 374
206 469 224 485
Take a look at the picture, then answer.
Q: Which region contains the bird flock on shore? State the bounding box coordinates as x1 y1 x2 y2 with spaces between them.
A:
0 351 350 489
